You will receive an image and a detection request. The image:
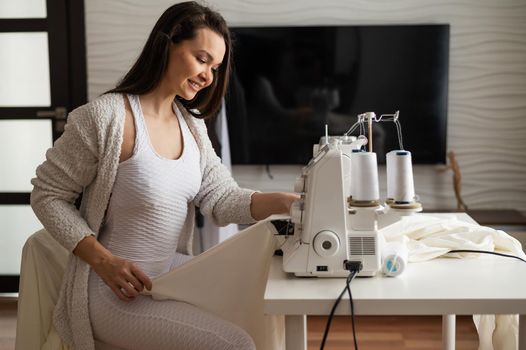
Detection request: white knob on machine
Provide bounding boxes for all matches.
[313,230,340,257]
[294,176,305,193]
[290,200,303,224]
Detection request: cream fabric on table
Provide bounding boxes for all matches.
[380,214,526,350]
[145,220,285,350]
[16,222,284,350]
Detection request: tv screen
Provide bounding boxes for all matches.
[226,25,450,165]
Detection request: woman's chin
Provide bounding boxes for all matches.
[176,92,197,101]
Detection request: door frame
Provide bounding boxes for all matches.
[0,0,87,293]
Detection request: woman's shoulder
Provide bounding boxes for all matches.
[67,93,126,131]
[71,93,125,120]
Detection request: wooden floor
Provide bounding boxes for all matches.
[0,300,16,350]
[308,315,478,350]
[1,298,478,350]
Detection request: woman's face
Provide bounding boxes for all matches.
[165,27,226,100]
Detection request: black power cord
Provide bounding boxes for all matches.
[448,249,526,263]
[345,274,359,350]
[320,261,363,350]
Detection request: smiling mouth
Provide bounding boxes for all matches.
[188,80,202,91]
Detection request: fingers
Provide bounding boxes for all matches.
[109,284,135,302]
[119,279,140,298]
[131,265,153,291]
[124,272,144,293]
[93,255,153,301]
[115,263,151,300]
[116,263,145,299]
[105,262,144,301]
[108,275,139,301]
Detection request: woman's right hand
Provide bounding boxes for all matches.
[73,235,152,302]
[92,254,153,302]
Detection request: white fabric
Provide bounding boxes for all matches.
[16,222,284,350]
[145,221,285,350]
[16,229,116,350]
[15,229,69,350]
[380,214,526,262]
[380,214,526,350]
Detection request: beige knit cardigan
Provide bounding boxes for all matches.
[30,93,256,350]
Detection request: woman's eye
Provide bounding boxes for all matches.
[197,57,206,64]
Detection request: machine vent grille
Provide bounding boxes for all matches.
[348,236,376,256]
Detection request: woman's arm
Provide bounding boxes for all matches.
[191,117,255,225]
[190,114,299,224]
[30,108,99,251]
[250,192,299,221]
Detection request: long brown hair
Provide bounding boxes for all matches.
[106,1,232,119]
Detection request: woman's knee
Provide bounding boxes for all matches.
[222,325,255,350]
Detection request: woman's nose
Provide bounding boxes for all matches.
[199,69,213,86]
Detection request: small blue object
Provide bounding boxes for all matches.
[396,151,408,156]
[386,260,398,273]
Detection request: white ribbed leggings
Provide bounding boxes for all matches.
[88,270,255,350]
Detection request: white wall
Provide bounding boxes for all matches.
[85,0,526,212]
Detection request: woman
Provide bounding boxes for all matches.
[30,2,297,349]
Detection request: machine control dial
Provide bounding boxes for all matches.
[313,230,340,257]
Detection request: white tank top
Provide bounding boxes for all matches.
[97,94,202,278]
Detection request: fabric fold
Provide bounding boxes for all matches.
[146,221,285,350]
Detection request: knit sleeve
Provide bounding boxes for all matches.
[192,119,257,227]
[30,107,99,252]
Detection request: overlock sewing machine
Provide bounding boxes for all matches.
[281,111,422,277]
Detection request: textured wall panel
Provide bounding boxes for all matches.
[85,0,526,212]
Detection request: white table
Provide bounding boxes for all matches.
[264,214,526,350]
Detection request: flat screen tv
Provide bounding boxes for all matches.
[225,24,450,165]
